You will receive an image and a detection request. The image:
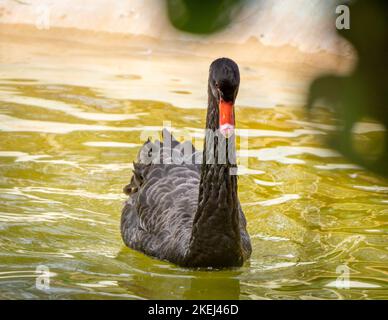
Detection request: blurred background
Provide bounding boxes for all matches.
[1,0,355,107]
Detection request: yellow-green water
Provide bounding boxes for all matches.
[0,78,387,300]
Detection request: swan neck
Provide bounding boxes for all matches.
[183,88,242,267]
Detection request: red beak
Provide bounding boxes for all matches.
[219,98,235,138]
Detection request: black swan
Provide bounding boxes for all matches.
[121,58,252,268]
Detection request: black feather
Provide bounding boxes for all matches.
[121,58,251,268]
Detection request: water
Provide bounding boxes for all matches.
[0,42,387,299]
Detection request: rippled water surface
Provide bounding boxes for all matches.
[0,70,387,299]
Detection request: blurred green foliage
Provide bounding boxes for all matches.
[307,0,388,177]
[166,0,248,34]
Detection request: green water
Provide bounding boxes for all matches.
[0,79,387,300]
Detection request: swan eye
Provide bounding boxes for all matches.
[215,82,219,89]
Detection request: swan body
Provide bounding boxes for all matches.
[121,58,251,268]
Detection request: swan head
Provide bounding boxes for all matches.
[209,58,240,138]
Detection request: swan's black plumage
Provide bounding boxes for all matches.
[121,58,251,268]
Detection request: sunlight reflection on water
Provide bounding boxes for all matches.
[0,65,387,299]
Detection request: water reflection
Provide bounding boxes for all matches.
[0,79,387,300]
[115,248,242,300]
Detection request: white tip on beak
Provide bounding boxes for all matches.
[220,123,235,138]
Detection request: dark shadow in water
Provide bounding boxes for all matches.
[115,247,241,299]
[182,275,241,300]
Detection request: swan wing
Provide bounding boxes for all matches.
[121,130,201,263]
